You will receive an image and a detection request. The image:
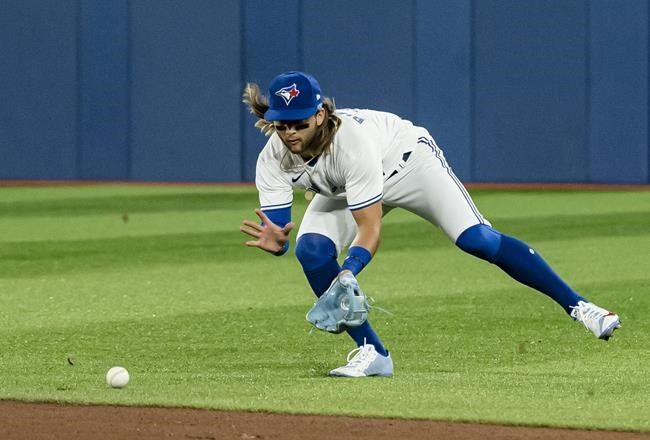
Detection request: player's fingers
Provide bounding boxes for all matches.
[241,219,263,231]
[254,208,274,225]
[239,225,261,238]
[282,222,295,234]
[244,240,260,247]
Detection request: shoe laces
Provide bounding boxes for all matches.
[345,343,377,370]
[570,301,609,325]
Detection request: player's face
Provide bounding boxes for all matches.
[274,109,325,157]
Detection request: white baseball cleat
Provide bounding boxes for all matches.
[570,301,621,340]
[329,343,393,377]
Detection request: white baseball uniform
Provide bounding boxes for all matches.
[255,108,490,254]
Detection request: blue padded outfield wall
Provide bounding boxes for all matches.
[1,0,648,183]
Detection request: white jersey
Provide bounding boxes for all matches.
[255,108,429,212]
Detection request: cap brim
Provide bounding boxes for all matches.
[264,106,318,122]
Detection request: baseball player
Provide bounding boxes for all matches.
[239,71,621,378]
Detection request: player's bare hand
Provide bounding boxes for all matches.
[240,208,295,254]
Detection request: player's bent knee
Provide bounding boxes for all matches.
[295,233,338,271]
[455,224,502,263]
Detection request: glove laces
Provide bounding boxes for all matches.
[367,296,394,316]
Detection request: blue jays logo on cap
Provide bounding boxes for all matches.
[275,83,301,106]
[264,71,323,121]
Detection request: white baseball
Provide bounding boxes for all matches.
[106,366,130,388]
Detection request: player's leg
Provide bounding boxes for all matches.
[454,224,620,339]
[295,195,390,357]
[385,135,620,339]
[455,224,587,313]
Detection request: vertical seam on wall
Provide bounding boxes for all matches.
[125,0,133,180]
[75,0,82,179]
[412,0,418,122]
[297,0,303,69]
[469,0,476,182]
[584,0,591,183]
[239,0,247,182]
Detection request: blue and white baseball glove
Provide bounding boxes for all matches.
[306,270,370,333]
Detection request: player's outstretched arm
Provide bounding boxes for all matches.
[240,208,295,254]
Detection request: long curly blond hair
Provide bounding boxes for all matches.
[242,82,341,160]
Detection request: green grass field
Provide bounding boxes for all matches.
[0,185,648,431]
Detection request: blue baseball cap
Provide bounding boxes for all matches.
[264,71,323,121]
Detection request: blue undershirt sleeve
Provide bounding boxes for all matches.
[261,206,291,256]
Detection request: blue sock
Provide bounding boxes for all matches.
[493,234,585,313]
[344,322,387,354]
[295,233,389,355]
[456,225,585,314]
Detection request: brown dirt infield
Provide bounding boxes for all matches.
[1,401,648,440]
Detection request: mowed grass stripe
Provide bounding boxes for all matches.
[1,209,648,278]
[0,192,252,218]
